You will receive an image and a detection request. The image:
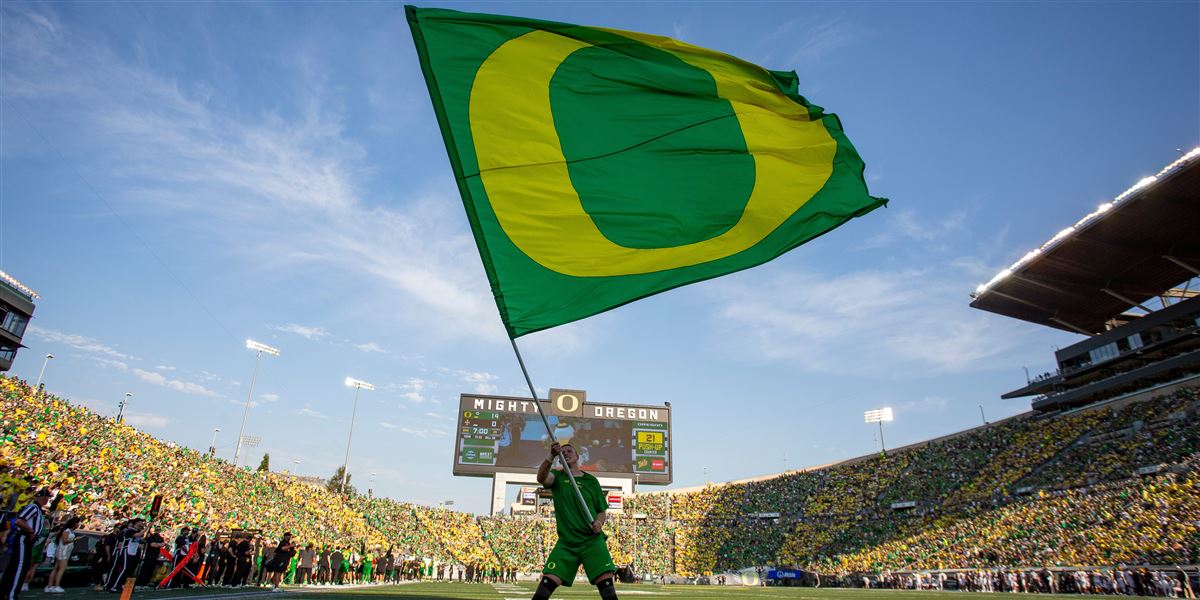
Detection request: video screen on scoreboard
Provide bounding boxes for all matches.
[452,392,671,484]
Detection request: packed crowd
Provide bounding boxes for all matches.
[650,386,1199,578]
[3,374,1199,592]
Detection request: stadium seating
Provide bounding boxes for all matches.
[2,374,1197,579]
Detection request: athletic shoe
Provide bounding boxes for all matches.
[21,584,28,592]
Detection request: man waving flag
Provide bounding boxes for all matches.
[407,6,886,338]
[408,8,886,598]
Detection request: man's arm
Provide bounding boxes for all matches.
[536,443,561,487]
[590,509,607,534]
[12,517,32,536]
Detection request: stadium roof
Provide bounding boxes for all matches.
[970,148,1200,335]
[0,269,39,302]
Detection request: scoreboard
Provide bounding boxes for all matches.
[452,389,672,484]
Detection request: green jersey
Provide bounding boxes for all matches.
[546,468,607,545]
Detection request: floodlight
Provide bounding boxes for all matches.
[245,339,281,356]
[864,407,894,423]
[341,376,375,490]
[0,269,40,299]
[344,377,375,390]
[235,340,279,465]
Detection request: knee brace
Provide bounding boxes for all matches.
[597,576,618,600]
[532,575,559,600]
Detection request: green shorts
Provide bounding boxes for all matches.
[542,535,615,587]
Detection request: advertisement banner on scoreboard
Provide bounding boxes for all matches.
[452,392,672,484]
[607,491,624,511]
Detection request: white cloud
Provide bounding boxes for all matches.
[243,392,281,409]
[93,357,130,371]
[124,413,169,428]
[130,367,220,397]
[394,425,448,439]
[785,19,856,65]
[27,325,130,360]
[1,9,501,342]
[271,324,329,340]
[298,405,328,419]
[899,396,949,413]
[387,377,434,404]
[519,320,597,360]
[457,371,498,395]
[354,342,385,353]
[671,21,690,41]
[862,209,969,250]
[711,267,1032,374]
[154,365,176,371]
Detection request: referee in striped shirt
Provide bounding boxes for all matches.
[1,488,50,600]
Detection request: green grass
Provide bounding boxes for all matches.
[20,583,1101,600]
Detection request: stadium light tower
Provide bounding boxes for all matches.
[210,428,221,456]
[117,392,132,423]
[235,339,280,466]
[341,377,375,491]
[864,407,894,454]
[33,353,54,395]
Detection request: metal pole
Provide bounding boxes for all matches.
[508,337,595,523]
[234,350,263,465]
[633,473,640,573]
[210,428,220,455]
[878,420,886,454]
[979,404,987,426]
[117,393,131,423]
[341,386,361,491]
[33,354,52,394]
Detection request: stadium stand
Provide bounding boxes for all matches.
[2,373,1197,585]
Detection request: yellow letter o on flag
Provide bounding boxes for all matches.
[469,29,837,278]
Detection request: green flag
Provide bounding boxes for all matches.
[407,6,886,337]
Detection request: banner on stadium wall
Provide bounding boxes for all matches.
[768,569,802,580]
[607,491,623,511]
[520,487,538,506]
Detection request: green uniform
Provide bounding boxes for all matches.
[542,468,615,586]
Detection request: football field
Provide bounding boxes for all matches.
[32,583,1093,600]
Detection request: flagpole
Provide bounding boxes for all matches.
[508,336,595,524]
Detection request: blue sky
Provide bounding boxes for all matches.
[1,1,1196,514]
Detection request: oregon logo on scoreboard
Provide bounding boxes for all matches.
[548,388,585,417]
